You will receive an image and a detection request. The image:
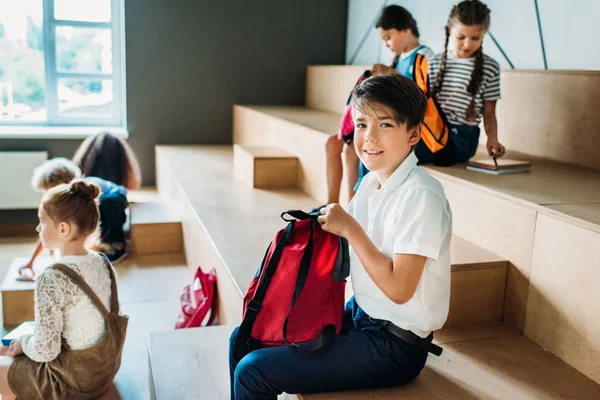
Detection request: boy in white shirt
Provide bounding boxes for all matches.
[229,74,452,399]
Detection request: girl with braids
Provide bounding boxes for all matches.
[417,0,506,164]
[326,5,434,204]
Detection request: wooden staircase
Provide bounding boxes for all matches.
[145,66,600,399]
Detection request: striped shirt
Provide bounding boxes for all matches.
[428,53,501,126]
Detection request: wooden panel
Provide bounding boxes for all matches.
[233,145,255,189]
[346,236,507,327]
[427,148,600,206]
[543,203,600,233]
[446,267,507,326]
[156,148,243,325]
[1,256,55,326]
[254,158,299,189]
[430,174,538,331]
[301,336,600,400]
[130,222,183,255]
[236,145,298,159]
[306,65,369,114]
[233,145,299,189]
[234,106,339,203]
[148,326,230,400]
[450,235,507,270]
[130,202,181,225]
[525,214,600,384]
[127,187,160,203]
[130,202,183,255]
[488,70,600,170]
[434,322,520,345]
[0,223,37,238]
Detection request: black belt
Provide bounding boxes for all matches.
[372,318,443,357]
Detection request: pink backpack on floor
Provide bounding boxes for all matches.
[175,266,218,329]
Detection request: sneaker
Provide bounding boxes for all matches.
[103,245,128,265]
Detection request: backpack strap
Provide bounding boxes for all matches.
[413,53,429,95]
[51,262,109,321]
[50,253,119,320]
[281,216,339,357]
[282,218,317,346]
[233,221,295,362]
[333,237,350,282]
[98,252,120,314]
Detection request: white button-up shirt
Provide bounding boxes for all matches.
[347,152,452,337]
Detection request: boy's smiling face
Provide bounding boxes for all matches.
[352,102,421,184]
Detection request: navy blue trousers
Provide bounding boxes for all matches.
[229,296,428,400]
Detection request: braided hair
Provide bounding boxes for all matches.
[433,0,491,121]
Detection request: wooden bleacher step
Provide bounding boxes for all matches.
[233,144,299,189]
[130,201,183,255]
[343,235,508,326]
[233,105,339,203]
[447,236,507,326]
[147,323,600,400]
[147,325,230,400]
[1,256,55,327]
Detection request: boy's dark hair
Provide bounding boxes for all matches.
[351,74,427,130]
[376,5,420,38]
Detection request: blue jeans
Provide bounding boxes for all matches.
[229,297,428,400]
[415,124,481,165]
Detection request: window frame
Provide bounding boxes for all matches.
[0,0,126,131]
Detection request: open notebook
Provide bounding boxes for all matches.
[467,159,532,175]
[2,321,35,346]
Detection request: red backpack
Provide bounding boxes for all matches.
[233,210,350,362]
[175,266,218,329]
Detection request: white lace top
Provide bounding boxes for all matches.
[22,252,113,363]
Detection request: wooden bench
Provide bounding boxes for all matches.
[145,146,600,398]
[148,323,600,400]
[129,201,183,255]
[233,145,299,189]
[146,67,600,399]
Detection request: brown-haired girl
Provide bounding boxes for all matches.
[416,0,506,163]
[73,132,142,190]
[0,179,127,399]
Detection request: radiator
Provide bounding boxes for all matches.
[0,151,48,210]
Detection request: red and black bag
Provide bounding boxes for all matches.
[233,209,350,362]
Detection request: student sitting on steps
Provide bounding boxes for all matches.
[326,5,435,204]
[417,0,506,164]
[229,74,452,399]
[0,179,127,399]
[19,158,130,281]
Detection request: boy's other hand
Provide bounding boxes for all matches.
[487,138,506,158]
[371,64,399,76]
[317,204,356,238]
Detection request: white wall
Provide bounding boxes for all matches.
[346,0,600,70]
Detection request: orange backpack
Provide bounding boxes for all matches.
[413,54,450,153]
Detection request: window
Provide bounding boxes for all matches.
[0,0,125,130]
